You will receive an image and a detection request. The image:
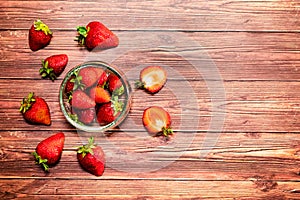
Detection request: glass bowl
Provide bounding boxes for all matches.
[59,61,132,132]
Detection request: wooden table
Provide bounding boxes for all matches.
[1,0,300,199]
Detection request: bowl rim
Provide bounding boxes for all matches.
[59,60,132,132]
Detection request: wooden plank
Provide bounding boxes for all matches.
[1,30,300,80]
[0,79,300,132]
[0,179,300,199]
[0,0,300,31]
[0,131,300,181]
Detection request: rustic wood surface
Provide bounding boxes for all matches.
[1,0,300,199]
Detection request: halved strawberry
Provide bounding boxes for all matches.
[89,86,111,104]
[142,106,173,137]
[71,90,96,109]
[136,66,167,94]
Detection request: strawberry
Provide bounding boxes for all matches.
[89,86,111,104]
[29,19,52,51]
[77,137,105,176]
[65,70,84,94]
[39,54,68,81]
[78,67,99,88]
[93,68,108,87]
[96,98,123,126]
[76,21,119,50]
[142,106,173,137]
[32,132,65,171]
[135,66,167,94]
[71,90,96,109]
[74,108,96,125]
[20,92,51,126]
[107,73,124,95]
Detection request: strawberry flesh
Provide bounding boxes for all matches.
[142,106,172,137]
[138,66,167,94]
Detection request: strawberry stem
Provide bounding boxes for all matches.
[39,60,57,81]
[32,151,49,171]
[162,127,173,138]
[135,81,145,90]
[77,137,96,158]
[20,92,36,113]
[75,26,90,45]
[34,19,52,35]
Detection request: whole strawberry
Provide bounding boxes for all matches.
[77,137,105,176]
[96,96,123,126]
[33,132,65,171]
[29,19,52,51]
[76,21,119,50]
[20,92,51,125]
[40,54,68,81]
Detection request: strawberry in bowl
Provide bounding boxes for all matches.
[59,61,131,132]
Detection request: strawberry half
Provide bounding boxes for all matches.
[40,54,68,81]
[89,86,111,104]
[142,106,173,137]
[29,19,52,51]
[136,66,167,94]
[32,132,65,171]
[76,21,119,50]
[77,137,105,176]
[20,92,51,126]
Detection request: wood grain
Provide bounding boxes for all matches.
[1,0,300,199]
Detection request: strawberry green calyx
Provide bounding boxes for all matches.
[161,127,173,138]
[112,85,124,96]
[32,151,49,171]
[70,70,85,91]
[76,26,90,45]
[135,81,145,90]
[20,92,36,113]
[111,95,124,116]
[77,137,96,158]
[34,20,52,35]
[39,60,56,81]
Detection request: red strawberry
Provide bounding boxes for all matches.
[142,106,173,137]
[136,66,167,94]
[20,92,51,126]
[96,99,123,126]
[107,73,123,94]
[78,67,98,88]
[65,70,84,94]
[76,21,119,50]
[71,90,96,109]
[75,108,96,125]
[40,54,68,81]
[89,86,111,104]
[29,19,52,51]
[77,137,105,176]
[32,132,65,171]
[93,68,108,87]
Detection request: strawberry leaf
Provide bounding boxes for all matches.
[39,60,57,81]
[32,151,49,171]
[75,26,90,46]
[77,137,96,158]
[34,19,52,35]
[20,92,36,113]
